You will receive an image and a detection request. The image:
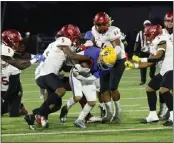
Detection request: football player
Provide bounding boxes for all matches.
[158,12,173,119]
[125,25,173,126]
[24,24,91,130]
[91,12,126,122]
[60,31,103,125]
[60,45,117,128]
[1,29,42,70]
[1,60,28,117]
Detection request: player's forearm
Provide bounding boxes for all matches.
[5,59,31,70]
[70,54,90,61]
[138,62,154,68]
[140,50,165,63]
[13,52,32,60]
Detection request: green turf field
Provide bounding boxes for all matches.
[1,65,172,142]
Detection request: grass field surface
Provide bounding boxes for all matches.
[1,65,172,142]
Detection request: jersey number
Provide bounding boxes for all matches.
[114,30,119,35]
[1,76,9,85]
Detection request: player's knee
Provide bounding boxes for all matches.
[87,101,96,107]
[101,91,111,102]
[55,88,66,97]
[73,96,82,102]
[146,85,155,92]
[159,87,170,94]
[111,89,120,101]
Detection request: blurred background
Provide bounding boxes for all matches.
[1,1,172,56]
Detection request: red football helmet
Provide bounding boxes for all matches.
[93,12,112,33]
[57,24,81,43]
[144,25,163,42]
[164,12,173,21]
[164,12,173,32]
[2,29,24,51]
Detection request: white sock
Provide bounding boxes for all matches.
[113,100,121,117]
[169,111,173,121]
[78,103,92,121]
[105,101,113,113]
[149,111,158,117]
[99,102,106,110]
[67,97,76,110]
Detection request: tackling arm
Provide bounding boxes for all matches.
[1,56,32,70]
[62,46,90,61]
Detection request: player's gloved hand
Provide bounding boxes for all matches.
[124,61,135,69]
[132,55,141,63]
[33,54,46,62]
[84,40,93,47]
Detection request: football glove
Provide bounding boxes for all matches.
[124,61,135,69]
[33,54,46,62]
[132,55,141,63]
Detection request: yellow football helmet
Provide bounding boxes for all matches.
[98,46,117,70]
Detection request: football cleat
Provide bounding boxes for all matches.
[60,105,68,123]
[102,111,113,123]
[140,119,159,124]
[158,104,169,120]
[41,116,49,128]
[140,113,159,124]
[110,116,120,123]
[24,114,35,130]
[35,114,41,125]
[29,125,35,130]
[86,116,102,124]
[102,104,113,123]
[74,119,87,129]
[163,119,173,126]
[158,103,168,120]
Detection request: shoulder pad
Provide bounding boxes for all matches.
[107,26,121,41]
[55,37,72,47]
[1,44,14,57]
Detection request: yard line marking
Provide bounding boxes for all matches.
[22,97,146,101]
[50,109,148,115]
[23,88,145,93]
[22,80,139,86]
[1,127,171,137]
[140,107,149,109]
[21,76,142,79]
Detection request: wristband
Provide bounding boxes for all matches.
[31,54,35,59]
[30,59,37,64]
[134,63,139,68]
[141,58,148,63]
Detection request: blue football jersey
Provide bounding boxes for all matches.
[83,46,103,78]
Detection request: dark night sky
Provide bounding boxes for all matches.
[1,1,173,36]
